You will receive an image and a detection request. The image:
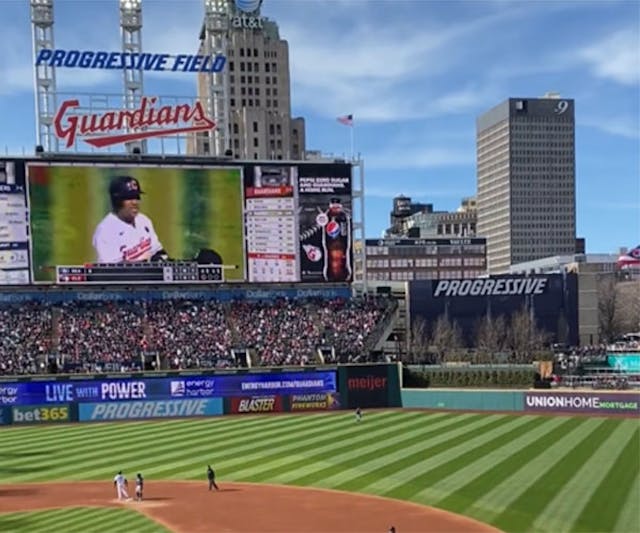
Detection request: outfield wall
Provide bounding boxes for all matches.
[0,363,401,426]
[401,389,640,417]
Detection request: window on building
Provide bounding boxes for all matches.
[230,98,236,107]
[249,99,253,106]
[255,99,260,106]
[248,87,252,95]
[276,124,282,134]
[253,121,258,133]
[240,62,245,72]
[241,87,246,95]
[273,100,278,108]
[234,139,239,149]
[265,77,270,84]
[255,88,260,95]
[269,124,274,135]
[270,140,275,150]
[293,144,299,153]
[230,61,235,71]
[253,48,258,56]
[266,100,271,107]
[203,141,210,153]
[247,63,252,72]
[277,139,282,149]
[253,138,258,147]
[266,88,271,96]
[293,128,298,136]
[265,63,270,72]
[233,123,239,134]
[273,88,278,96]
[254,62,259,71]
[271,62,277,72]
[240,48,245,57]
[230,75,235,83]
[272,76,276,83]
[241,99,246,106]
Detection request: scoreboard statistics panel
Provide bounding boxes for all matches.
[56,262,223,284]
[0,160,30,285]
[0,158,354,287]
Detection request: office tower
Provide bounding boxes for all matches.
[477,93,576,273]
[192,0,305,159]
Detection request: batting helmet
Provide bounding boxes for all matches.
[109,176,143,210]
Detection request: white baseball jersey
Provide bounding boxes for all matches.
[114,473,126,486]
[92,212,163,263]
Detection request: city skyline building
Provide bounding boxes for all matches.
[190,0,306,160]
[476,93,577,274]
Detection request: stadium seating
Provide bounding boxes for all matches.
[0,297,393,375]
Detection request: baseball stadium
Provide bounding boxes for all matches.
[2,1,640,533]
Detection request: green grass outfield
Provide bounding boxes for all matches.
[1,410,638,533]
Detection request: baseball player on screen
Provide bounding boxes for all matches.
[92,176,170,263]
[113,470,130,500]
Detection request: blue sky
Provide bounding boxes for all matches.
[0,0,638,252]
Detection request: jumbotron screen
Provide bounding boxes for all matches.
[0,158,353,285]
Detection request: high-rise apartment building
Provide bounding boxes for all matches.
[476,93,576,273]
[191,0,305,160]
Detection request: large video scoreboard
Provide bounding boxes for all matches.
[0,157,353,286]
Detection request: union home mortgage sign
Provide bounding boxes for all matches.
[35,48,226,148]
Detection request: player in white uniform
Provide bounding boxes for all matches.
[92,176,168,264]
[113,471,130,500]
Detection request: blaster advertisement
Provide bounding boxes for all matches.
[78,398,223,421]
[524,392,640,416]
[289,393,341,411]
[298,168,353,283]
[229,395,284,414]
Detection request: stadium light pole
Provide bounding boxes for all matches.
[119,0,146,154]
[30,0,58,152]
[203,0,230,157]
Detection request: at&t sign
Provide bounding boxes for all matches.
[231,0,265,30]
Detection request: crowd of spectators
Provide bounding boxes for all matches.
[0,297,394,375]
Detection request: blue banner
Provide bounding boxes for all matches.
[0,287,351,304]
[0,371,337,406]
[79,398,223,421]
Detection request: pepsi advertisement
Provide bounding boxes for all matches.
[241,162,352,284]
[0,371,337,406]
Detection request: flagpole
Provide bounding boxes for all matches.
[349,122,354,161]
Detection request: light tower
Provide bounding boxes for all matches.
[203,0,230,156]
[30,0,58,152]
[119,0,146,154]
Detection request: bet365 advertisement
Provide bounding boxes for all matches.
[27,163,246,283]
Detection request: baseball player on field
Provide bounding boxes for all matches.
[135,473,144,501]
[113,471,130,500]
[92,176,169,264]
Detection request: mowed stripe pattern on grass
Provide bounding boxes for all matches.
[0,411,638,533]
[0,507,169,533]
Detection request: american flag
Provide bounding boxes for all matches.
[336,114,353,127]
